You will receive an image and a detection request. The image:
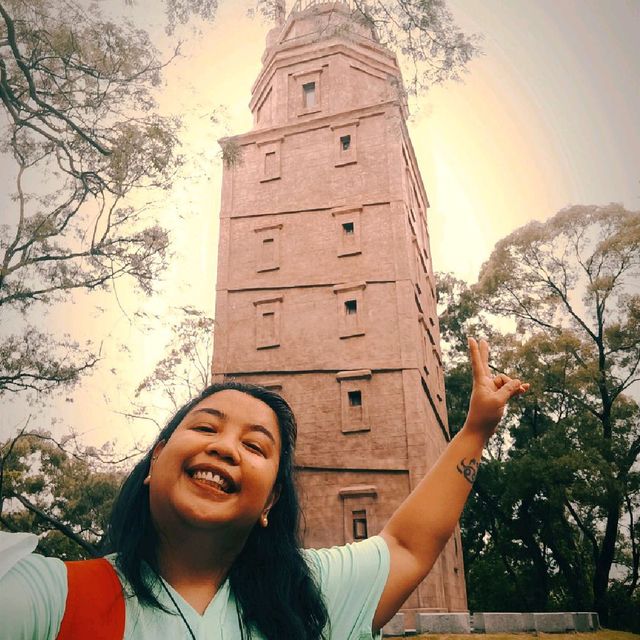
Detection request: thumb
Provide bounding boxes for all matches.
[496,378,522,404]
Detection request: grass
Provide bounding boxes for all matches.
[412,633,640,640]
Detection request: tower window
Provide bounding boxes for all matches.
[255,224,282,272]
[254,296,282,349]
[340,135,351,151]
[352,510,368,540]
[262,311,275,334]
[342,221,354,235]
[334,282,366,339]
[264,151,276,175]
[348,390,362,406]
[259,140,281,182]
[262,237,275,261]
[303,82,316,108]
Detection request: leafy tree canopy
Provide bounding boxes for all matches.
[441,204,640,628]
[0,0,184,397]
[0,429,124,559]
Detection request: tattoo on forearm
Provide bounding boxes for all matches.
[457,458,480,484]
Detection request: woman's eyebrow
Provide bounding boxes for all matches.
[191,408,277,445]
[192,408,226,420]
[246,424,277,445]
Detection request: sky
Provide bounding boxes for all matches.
[1,0,638,450]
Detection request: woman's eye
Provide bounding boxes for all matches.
[193,425,216,433]
[244,442,265,456]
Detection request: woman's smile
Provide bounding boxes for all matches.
[188,464,238,493]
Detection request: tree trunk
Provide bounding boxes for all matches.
[593,499,621,625]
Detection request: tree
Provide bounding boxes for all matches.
[0,428,124,559]
[447,204,640,625]
[132,307,214,418]
[0,0,185,398]
[352,0,481,94]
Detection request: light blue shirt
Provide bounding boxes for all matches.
[0,532,390,640]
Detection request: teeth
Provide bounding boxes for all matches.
[192,470,231,492]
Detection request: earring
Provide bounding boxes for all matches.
[260,513,269,528]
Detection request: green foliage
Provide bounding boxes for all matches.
[0,431,124,559]
[440,205,640,626]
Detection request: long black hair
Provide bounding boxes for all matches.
[103,381,329,639]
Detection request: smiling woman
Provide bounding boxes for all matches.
[105,382,331,640]
[0,340,529,640]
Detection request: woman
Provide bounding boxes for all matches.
[0,338,528,639]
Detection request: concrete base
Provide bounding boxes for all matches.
[382,613,405,637]
[417,612,471,633]
[534,612,575,632]
[573,612,595,632]
[473,612,534,632]
[382,610,599,635]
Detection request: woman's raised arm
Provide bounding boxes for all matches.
[374,337,529,631]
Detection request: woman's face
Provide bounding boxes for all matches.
[148,390,282,535]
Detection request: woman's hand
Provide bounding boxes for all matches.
[465,337,529,441]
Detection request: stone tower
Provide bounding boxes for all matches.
[212,0,467,621]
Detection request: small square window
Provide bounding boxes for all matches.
[333,125,357,166]
[352,510,368,540]
[303,82,316,108]
[342,222,354,235]
[348,390,362,406]
[345,300,357,315]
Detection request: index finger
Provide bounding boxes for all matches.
[467,337,484,382]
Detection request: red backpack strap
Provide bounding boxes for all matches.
[57,558,125,640]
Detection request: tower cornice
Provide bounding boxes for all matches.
[250,39,402,115]
[220,100,396,147]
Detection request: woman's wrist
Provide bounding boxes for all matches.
[458,419,494,447]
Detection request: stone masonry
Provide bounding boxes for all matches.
[211,0,467,618]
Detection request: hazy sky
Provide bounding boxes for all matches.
[1,0,638,448]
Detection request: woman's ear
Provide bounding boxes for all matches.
[143,440,166,486]
[266,483,281,512]
[151,440,166,460]
[260,484,281,528]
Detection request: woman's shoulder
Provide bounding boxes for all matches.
[0,532,68,640]
[302,535,389,574]
[301,536,390,640]
[0,531,66,580]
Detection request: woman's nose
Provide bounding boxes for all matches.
[204,433,241,464]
